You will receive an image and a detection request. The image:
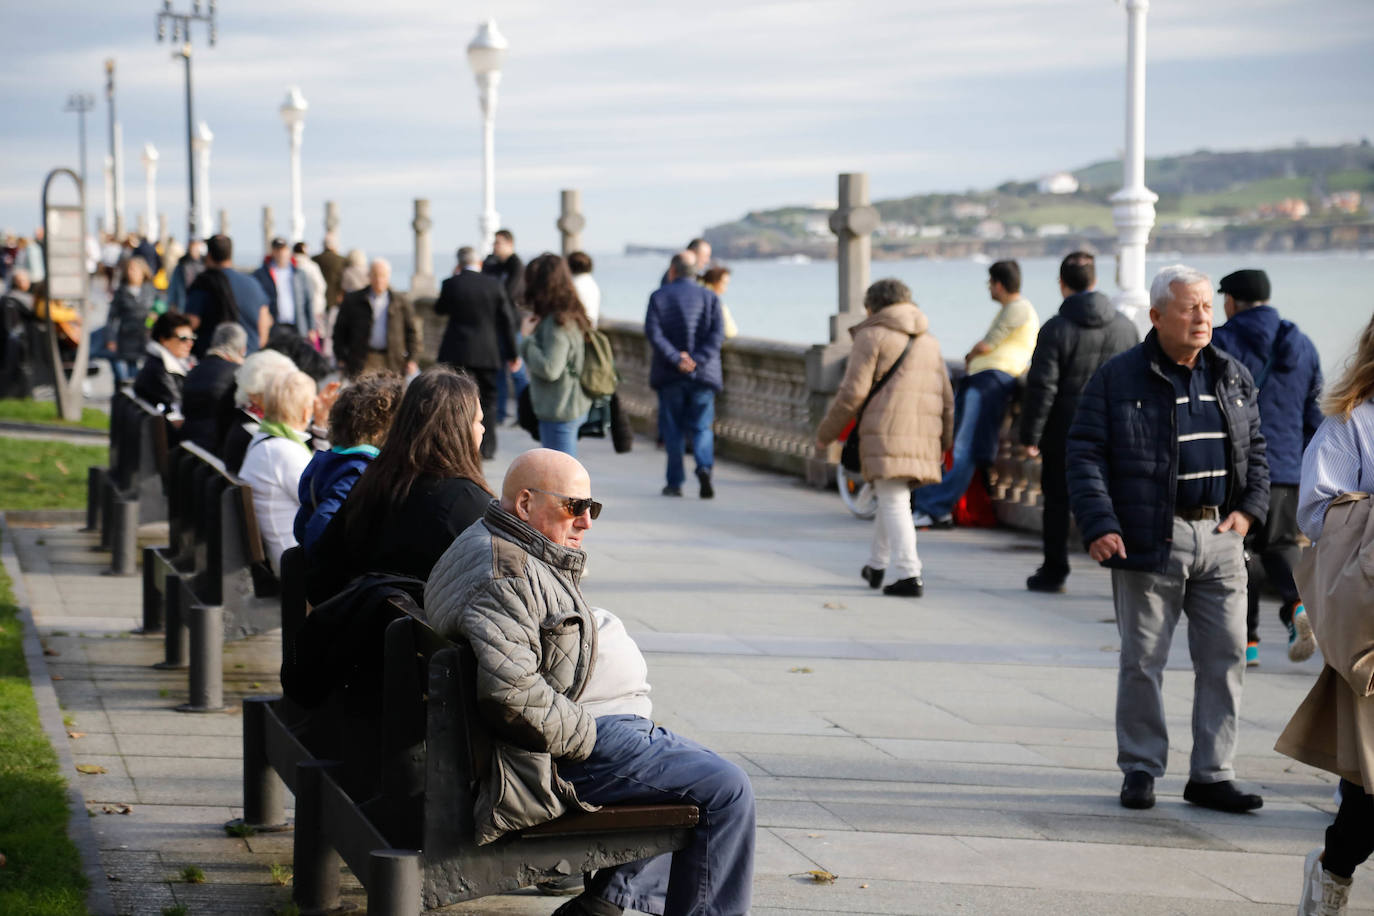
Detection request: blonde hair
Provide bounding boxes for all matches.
[1322,312,1374,419]
[263,370,317,427]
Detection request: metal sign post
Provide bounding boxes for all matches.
[41,168,92,422]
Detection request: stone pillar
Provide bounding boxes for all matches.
[158,212,170,250]
[217,208,229,236]
[410,199,436,297]
[1110,0,1157,331]
[261,206,274,259]
[804,172,879,487]
[557,189,585,257]
[324,200,340,236]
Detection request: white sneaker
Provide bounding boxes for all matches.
[1299,848,1352,915]
[911,511,953,529]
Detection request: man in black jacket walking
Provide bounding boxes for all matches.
[1019,252,1137,593]
[1068,263,1269,815]
[435,246,520,458]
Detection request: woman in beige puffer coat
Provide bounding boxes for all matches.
[816,278,954,597]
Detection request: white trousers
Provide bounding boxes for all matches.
[868,477,921,581]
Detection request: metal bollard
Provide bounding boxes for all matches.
[293,760,343,913]
[98,480,115,551]
[139,549,164,633]
[154,575,189,669]
[179,603,224,712]
[239,696,288,830]
[107,497,139,576]
[367,850,423,916]
[84,467,106,531]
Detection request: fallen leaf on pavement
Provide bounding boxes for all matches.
[44,648,60,656]
[75,764,107,775]
[67,731,85,739]
[822,602,846,610]
[51,674,64,681]
[805,869,837,884]
[788,666,813,674]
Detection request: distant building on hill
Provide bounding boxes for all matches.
[1037,172,1080,195]
[951,201,990,220]
[1258,198,1311,220]
[1324,190,1363,214]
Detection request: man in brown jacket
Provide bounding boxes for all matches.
[331,258,421,378]
[816,278,954,597]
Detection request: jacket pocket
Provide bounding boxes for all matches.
[474,742,597,845]
[539,620,581,688]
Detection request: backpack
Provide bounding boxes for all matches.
[580,327,619,398]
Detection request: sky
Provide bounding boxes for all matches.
[1,0,1372,269]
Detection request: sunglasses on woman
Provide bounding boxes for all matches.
[527,487,602,520]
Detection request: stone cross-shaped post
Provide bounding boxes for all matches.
[557,189,585,257]
[324,200,340,236]
[827,172,879,342]
[411,198,436,297]
[261,206,274,259]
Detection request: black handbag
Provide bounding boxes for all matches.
[840,335,915,474]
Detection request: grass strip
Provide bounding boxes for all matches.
[0,549,88,914]
[0,400,108,432]
[0,438,109,511]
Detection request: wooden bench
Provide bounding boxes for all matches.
[143,441,283,711]
[242,612,698,914]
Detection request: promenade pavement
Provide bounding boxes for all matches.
[6,427,1369,915]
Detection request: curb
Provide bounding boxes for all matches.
[0,514,117,916]
[5,509,88,526]
[0,419,107,439]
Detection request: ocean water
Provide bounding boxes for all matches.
[581,251,1374,378]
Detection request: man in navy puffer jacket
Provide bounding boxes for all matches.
[1068,265,1269,816]
[1210,269,1323,666]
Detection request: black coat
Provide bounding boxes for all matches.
[1018,291,1138,456]
[132,350,185,411]
[181,355,239,453]
[109,284,153,362]
[434,270,517,370]
[305,475,491,606]
[1066,330,1269,574]
[481,252,524,307]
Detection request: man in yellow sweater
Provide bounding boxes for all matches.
[912,260,1039,526]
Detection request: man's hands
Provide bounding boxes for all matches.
[405,360,419,377]
[507,358,523,374]
[1023,444,1040,458]
[1089,532,1127,563]
[677,351,696,374]
[1216,511,1252,538]
[313,380,342,426]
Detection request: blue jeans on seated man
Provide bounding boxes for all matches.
[910,368,1016,519]
[659,380,715,489]
[539,413,588,458]
[559,715,755,916]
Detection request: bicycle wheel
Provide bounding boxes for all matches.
[836,465,877,519]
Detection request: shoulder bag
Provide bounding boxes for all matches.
[840,334,915,474]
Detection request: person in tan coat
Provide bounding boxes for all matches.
[816,278,954,597]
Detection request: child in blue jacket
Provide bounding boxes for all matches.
[295,372,404,553]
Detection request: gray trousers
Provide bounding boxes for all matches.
[1111,517,1248,783]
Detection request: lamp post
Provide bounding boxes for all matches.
[156,0,216,245]
[192,121,212,237]
[280,86,308,244]
[64,93,95,196]
[141,143,160,241]
[1110,0,1158,327]
[105,59,126,237]
[467,19,508,255]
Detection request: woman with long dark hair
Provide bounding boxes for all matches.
[521,253,592,456]
[305,365,491,604]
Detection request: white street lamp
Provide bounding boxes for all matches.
[1110,0,1158,329]
[192,120,213,239]
[141,142,160,242]
[467,19,508,255]
[102,154,115,235]
[280,86,308,244]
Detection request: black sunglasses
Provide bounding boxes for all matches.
[528,487,602,520]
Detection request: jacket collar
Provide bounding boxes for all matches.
[1142,328,1235,383]
[483,500,587,574]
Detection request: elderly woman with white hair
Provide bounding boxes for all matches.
[238,369,317,574]
[220,348,296,473]
[331,257,420,378]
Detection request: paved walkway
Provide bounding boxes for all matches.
[6,429,1371,914]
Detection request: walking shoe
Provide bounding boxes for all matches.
[912,511,954,529]
[1183,779,1262,813]
[1288,604,1317,663]
[552,893,624,916]
[1119,770,1155,809]
[696,467,715,499]
[661,485,683,497]
[536,874,585,896]
[1026,568,1066,593]
[1299,847,1352,915]
[883,576,924,597]
[861,565,884,589]
[1246,642,1260,667]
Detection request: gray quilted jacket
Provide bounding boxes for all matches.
[424,500,600,844]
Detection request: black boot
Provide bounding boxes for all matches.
[883,576,924,597]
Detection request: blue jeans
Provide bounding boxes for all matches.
[910,369,1015,518]
[658,381,715,489]
[496,339,530,422]
[539,413,586,457]
[560,715,755,916]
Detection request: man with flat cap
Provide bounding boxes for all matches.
[1211,268,1323,667]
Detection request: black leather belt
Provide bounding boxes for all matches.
[1176,505,1220,522]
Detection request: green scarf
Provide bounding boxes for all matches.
[256,418,312,452]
